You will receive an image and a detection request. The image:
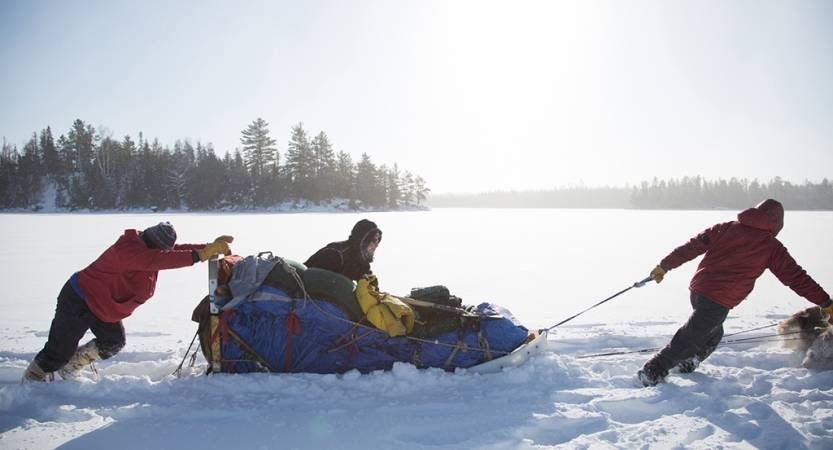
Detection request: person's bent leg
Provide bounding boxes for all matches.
[676,293,727,373]
[31,281,98,376]
[58,319,125,380]
[638,292,728,385]
[90,320,126,360]
[694,303,725,361]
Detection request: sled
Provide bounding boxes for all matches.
[192,253,542,375]
[466,329,548,374]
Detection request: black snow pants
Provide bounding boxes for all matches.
[644,291,730,378]
[34,280,126,373]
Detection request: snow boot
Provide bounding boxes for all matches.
[58,340,100,381]
[635,359,667,387]
[675,356,700,374]
[22,360,48,383]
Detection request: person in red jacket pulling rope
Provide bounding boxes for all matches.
[636,199,833,387]
[23,222,234,382]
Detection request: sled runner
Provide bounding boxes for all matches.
[191,253,544,375]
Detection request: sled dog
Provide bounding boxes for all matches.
[777,306,833,371]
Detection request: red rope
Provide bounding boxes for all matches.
[285,312,301,372]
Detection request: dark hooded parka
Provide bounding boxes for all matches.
[304,219,382,282]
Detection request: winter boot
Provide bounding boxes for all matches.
[675,356,700,374]
[22,360,48,383]
[58,340,100,380]
[635,359,668,387]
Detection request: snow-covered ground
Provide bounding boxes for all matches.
[1,209,831,449]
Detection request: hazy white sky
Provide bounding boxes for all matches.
[1,0,832,194]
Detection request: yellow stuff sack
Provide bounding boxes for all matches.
[355,275,414,337]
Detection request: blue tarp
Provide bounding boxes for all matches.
[218,284,530,374]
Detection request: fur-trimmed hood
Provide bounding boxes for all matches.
[348,219,382,260]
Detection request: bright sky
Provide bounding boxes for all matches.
[1,0,832,194]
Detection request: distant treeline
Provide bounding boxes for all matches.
[0,119,429,211]
[427,185,631,209]
[428,176,833,210]
[630,176,833,210]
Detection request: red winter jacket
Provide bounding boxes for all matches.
[76,229,203,322]
[660,205,829,309]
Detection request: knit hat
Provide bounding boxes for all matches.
[143,222,177,250]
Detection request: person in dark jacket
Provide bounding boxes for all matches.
[23,222,234,383]
[304,219,382,282]
[637,199,833,387]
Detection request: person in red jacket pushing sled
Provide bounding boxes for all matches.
[637,199,833,387]
[23,222,234,382]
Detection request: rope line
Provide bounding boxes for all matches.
[575,327,824,359]
[723,322,781,337]
[541,275,654,333]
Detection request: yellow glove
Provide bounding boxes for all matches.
[650,265,667,284]
[215,235,234,244]
[820,300,833,325]
[198,238,231,262]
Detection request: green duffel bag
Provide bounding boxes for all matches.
[408,285,461,308]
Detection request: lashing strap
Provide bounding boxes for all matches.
[208,310,248,374]
[468,318,492,362]
[443,329,468,370]
[224,327,277,373]
[285,311,301,372]
[342,343,360,373]
[323,329,374,355]
[210,310,237,347]
[326,316,367,352]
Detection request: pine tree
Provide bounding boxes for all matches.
[356,153,384,207]
[121,133,149,209]
[310,131,336,202]
[386,163,402,208]
[224,149,252,208]
[401,170,415,204]
[18,133,44,207]
[0,138,19,208]
[40,127,59,178]
[187,142,224,210]
[334,150,355,200]
[168,139,195,210]
[240,118,278,179]
[145,139,174,210]
[415,175,430,205]
[66,119,98,175]
[90,129,121,209]
[284,123,315,201]
[59,120,99,209]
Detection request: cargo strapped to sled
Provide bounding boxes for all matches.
[193,253,532,375]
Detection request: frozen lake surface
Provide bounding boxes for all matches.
[1,208,832,449]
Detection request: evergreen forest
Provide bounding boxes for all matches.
[3,119,830,212]
[0,119,430,211]
[427,176,833,210]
